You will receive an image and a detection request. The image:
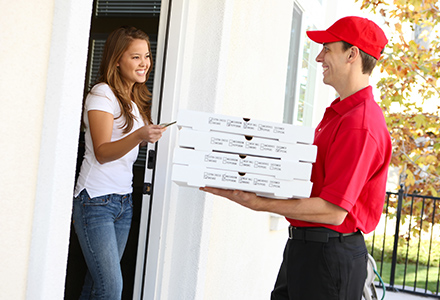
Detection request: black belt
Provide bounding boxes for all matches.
[288,226,359,243]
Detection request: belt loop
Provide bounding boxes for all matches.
[339,233,344,243]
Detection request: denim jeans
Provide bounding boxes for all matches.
[73,189,133,300]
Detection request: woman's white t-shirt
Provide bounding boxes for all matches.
[74,83,145,198]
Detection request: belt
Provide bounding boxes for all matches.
[288,226,359,243]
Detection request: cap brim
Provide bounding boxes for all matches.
[306,30,341,44]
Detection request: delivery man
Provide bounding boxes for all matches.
[201,16,392,300]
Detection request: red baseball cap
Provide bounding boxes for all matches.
[306,16,388,60]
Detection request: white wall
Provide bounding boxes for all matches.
[0,0,93,299]
[0,1,55,298]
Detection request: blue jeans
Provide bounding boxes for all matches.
[73,189,133,300]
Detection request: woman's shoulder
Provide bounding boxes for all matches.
[90,83,114,97]
[88,83,119,103]
[86,83,119,111]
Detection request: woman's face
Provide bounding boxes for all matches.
[117,39,151,88]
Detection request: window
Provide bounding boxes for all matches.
[283,4,302,125]
[284,4,318,127]
[95,0,161,17]
[296,23,318,126]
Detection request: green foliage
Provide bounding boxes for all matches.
[366,234,440,266]
[357,0,440,195]
[366,233,440,293]
[357,0,440,230]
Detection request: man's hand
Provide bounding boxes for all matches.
[199,187,348,226]
[199,187,268,211]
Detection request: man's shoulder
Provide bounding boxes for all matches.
[342,96,388,135]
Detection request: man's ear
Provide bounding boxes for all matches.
[348,46,360,62]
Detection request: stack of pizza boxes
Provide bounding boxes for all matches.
[171,110,317,199]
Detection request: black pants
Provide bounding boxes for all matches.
[271,231,367,300]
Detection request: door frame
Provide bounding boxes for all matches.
[132,0,190,298]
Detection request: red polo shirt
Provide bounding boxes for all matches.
[287,86,392,234]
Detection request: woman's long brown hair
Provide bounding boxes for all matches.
[94,26,154,133]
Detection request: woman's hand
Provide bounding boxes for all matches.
[136,124,166,144]
[89,110,167,164]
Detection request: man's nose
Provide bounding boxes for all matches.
[316,49,324,62]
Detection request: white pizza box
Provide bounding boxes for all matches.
[172,164,312,199]
[173,148,312,181]
[178,127,317,162]
[176,109,314,145]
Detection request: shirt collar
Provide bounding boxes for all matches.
[330,86,373,116]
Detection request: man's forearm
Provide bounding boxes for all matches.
[262,196,347,226]
[200,187,347,226]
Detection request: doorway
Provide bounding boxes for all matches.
[64,1,163,299]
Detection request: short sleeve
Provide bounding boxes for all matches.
[85,83,118,116]
[319,128,382,212]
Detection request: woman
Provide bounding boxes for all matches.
[73,26,166,299]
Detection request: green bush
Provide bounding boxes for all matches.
[365,234,440,293]
[365,234,440,266]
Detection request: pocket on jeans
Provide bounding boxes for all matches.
[81,190,110,206]
[79,192,113,228]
